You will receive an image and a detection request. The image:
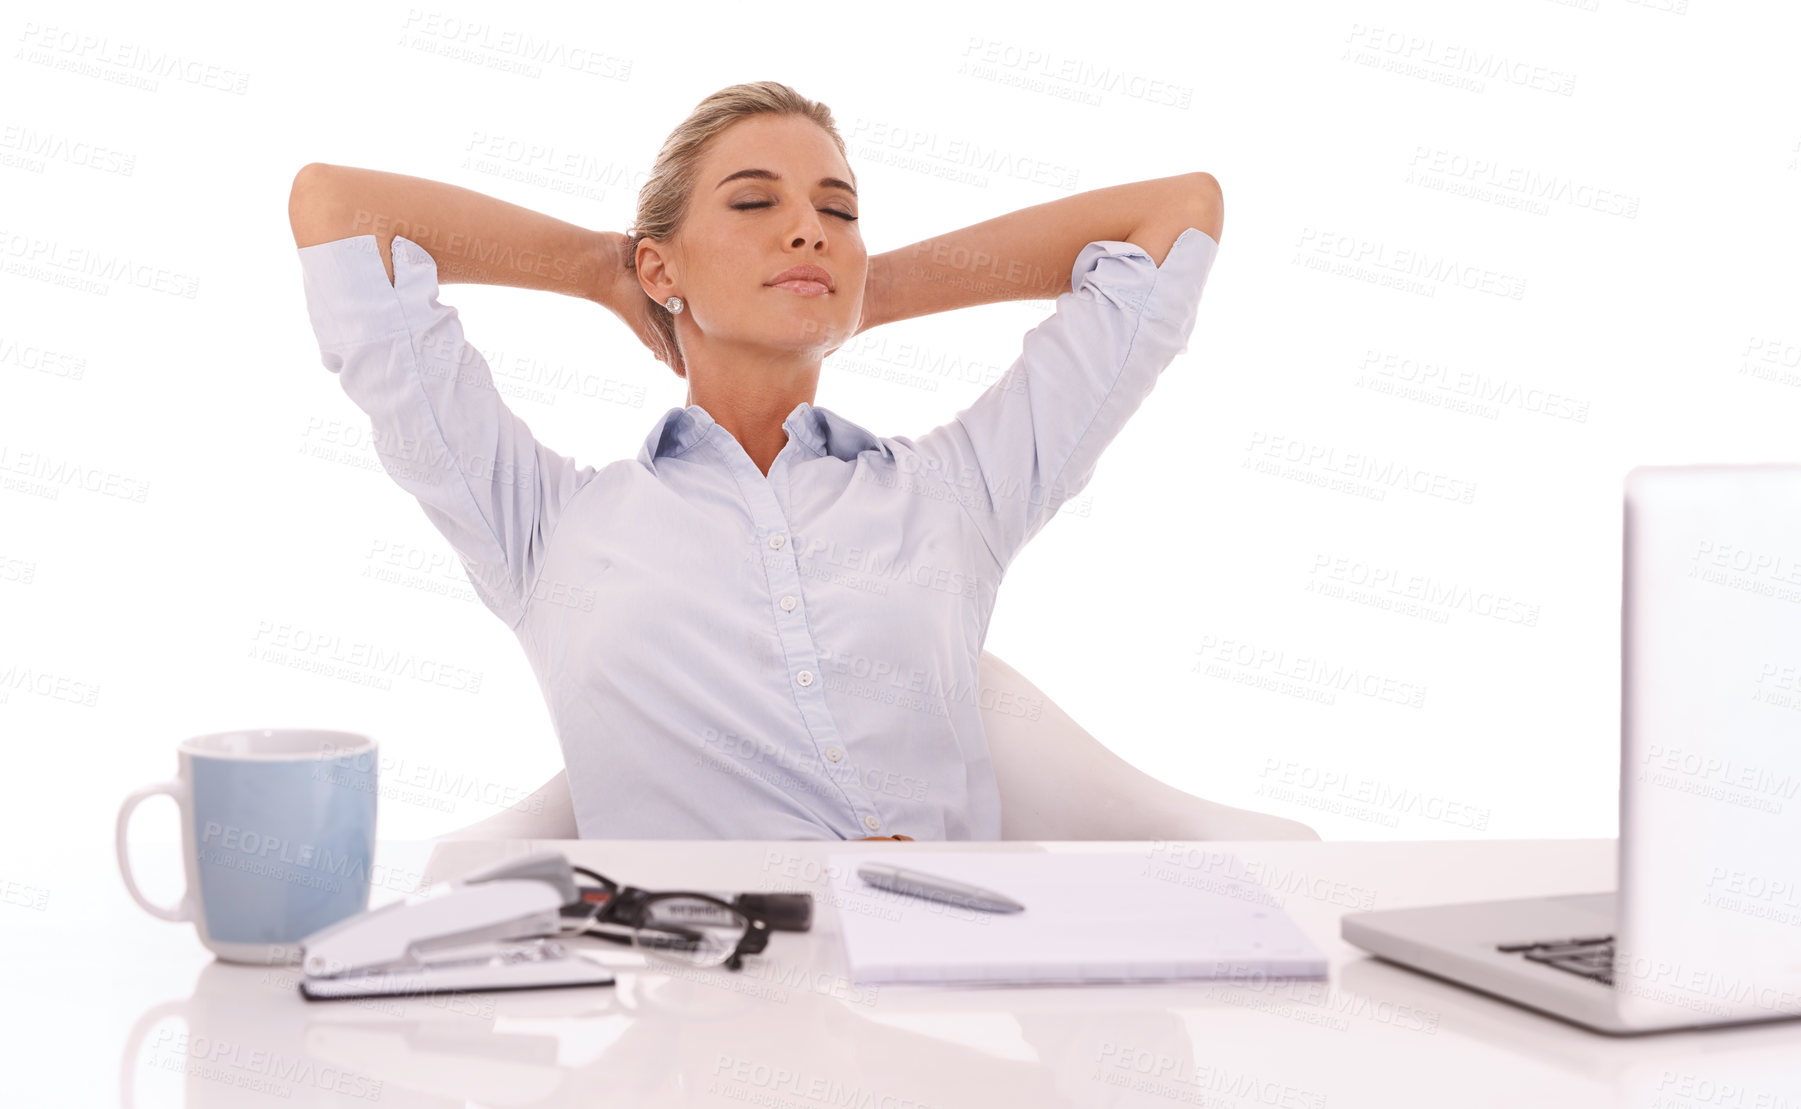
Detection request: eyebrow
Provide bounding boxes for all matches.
[714,168,857,198]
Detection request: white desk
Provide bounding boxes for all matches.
[30,838,1801,1106]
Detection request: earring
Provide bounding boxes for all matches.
[665,296,684,314]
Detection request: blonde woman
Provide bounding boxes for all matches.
[288,81,1222,842]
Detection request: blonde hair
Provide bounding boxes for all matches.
[626,82,855,378]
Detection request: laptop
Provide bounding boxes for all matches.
[1343,464,1801,1034]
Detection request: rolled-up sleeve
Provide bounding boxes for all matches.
[295,233,595,629]
[908,226,1219,572]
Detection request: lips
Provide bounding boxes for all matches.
[766,264,833,291]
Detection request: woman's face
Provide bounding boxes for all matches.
[639,114,865,372]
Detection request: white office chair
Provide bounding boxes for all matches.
[438,651,1320,842]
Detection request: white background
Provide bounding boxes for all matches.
[5,0,1800,877]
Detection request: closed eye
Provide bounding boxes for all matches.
[731,200,857,222]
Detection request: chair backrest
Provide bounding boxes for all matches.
[438,650,1319,842]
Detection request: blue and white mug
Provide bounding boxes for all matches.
[115,728,379,963]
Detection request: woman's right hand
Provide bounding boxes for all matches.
[596,230,686,379]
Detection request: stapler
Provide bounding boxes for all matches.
[298,851,615,1001]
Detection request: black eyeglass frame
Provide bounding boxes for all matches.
[568,865,771,971]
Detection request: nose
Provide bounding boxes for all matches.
[785,208,830,249]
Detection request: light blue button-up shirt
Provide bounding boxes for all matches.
[295,226,1218,839]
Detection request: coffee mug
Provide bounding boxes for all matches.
[115,728,379,963]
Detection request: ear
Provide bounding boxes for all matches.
[633,237,676,299]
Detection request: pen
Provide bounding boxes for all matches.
[856,864,1026,913]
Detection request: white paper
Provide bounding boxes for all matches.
[827,851,1327,987]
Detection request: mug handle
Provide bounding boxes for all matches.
[119,999,185,1109]
[116,780,193,922]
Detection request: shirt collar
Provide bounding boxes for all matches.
[637,400,883,470]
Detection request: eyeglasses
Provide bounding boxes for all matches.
[560,865,771,971]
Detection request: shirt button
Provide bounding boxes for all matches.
[864,815,881,832]
[768,534,786,549]
[796,670,814,687]
[780,595,797,612]
[825,747,843,762]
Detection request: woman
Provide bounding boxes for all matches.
[288,81,1223,841]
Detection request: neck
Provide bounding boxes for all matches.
[679,336,824,477]
[685,381,817,478]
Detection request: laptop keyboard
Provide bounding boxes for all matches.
[1496,935,1615,986]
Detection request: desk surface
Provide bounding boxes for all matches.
[36,837,1801,1107]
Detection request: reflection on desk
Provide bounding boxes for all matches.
[79,838,1801,1107]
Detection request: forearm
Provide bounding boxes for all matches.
[864,172,1217,329]
[287,162,613,300]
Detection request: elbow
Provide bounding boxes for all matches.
[289,162,335,207]
[288,163,344,249]
[1187,172,1224,243]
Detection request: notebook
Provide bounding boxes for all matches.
[825,850,1328,987]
